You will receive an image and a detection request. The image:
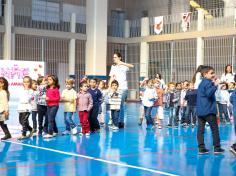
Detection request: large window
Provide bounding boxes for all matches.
[32,0,60,23]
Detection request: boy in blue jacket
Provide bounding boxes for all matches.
[196,66,224,154]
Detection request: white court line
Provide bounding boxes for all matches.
[3,140,179,176]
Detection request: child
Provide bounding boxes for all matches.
[44,75,60,138]
[230,88,236,154]
[175,82,182,123]
[164,82,179,128]
[77,82,93,136]
[138,78,148,126]
[98,80,109,126]
[152,80,164,129]
[142,79,157,130]
[180,81,189,125]
[108,80,122,130]
[216,83,231,124]
[61,79,77,135]
[31,80,38,134]
[17,76,34,140]
[0,77,11,140]
[184,82,197,127]
[88,78,102,132]
[36,76,48,136]
[196,66,224,154]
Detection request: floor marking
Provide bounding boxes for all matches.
[3,140,179,176]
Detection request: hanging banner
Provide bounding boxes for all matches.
[181,12,191,32]
[0,60,45,129]
[154,16,164,34]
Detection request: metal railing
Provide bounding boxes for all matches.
[129,19,141,37]
[14,6,86,33]
[204,7,235,30]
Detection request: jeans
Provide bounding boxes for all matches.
[47,106,59,135]
[89,105,100,132]
[19,112,32,136]
[32,111,38,130]
[64,112,76,131]
[144,106,154,126]
[79,111,90,134]
[197,114,221,149]
[167,107,177,126]
[119,89,128,124]
[37,105,48,134]
[180,107,187,124]
[111,110,120,127]
[218,103,230,123]
[185,106,197,124]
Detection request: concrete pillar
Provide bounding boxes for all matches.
[196,9,204,67]
[86,0,108,78]
[69,13,76,77]
[3,0,12,60]
[140,17,149,79]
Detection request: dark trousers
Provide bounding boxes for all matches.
[144,106,154,126]
[32,111,38,130]
[89,105,100,132]
[181,107,187,124]
[19,112,32,136]
[47,106,59,135]
[111,110,120,127]
[218,103,230,123]
[185,106,197,124]
[197,114,221,149]
[37,105,48,134]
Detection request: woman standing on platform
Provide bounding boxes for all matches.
[109,52,134,128]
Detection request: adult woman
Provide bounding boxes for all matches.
[155,73,166,89]
[192,65,205,89]
[221,65,235,83]
[109,52,134,128]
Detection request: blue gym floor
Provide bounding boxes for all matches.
[0,103,236,176]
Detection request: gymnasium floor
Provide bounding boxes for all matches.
[0,103,236,176]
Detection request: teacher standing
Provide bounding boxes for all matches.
[109,52,134,128]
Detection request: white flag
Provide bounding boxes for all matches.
[181,12,191,32]
[154,16,163,34]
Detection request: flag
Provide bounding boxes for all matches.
[181,12,191,32]
[154,16,163,34]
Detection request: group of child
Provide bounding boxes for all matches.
[139,77,199,130]
[1,64,236,155]
[139,65,236,155]
[0,75,123,141]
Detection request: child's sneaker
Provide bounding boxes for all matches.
[71,127,78,135]
[166,124,172,128]
[138,118,143,126]
[158,125,162,129]
[199,148,210,155]
[85,133,90,137]
[79,132,84,136]
[17,135,28,140]
[53,132,58,137]
[112,125,119,131]
[43,134,54,138]
[62,130,71,135]
[108,119,113,125]
[214,148,225,154]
